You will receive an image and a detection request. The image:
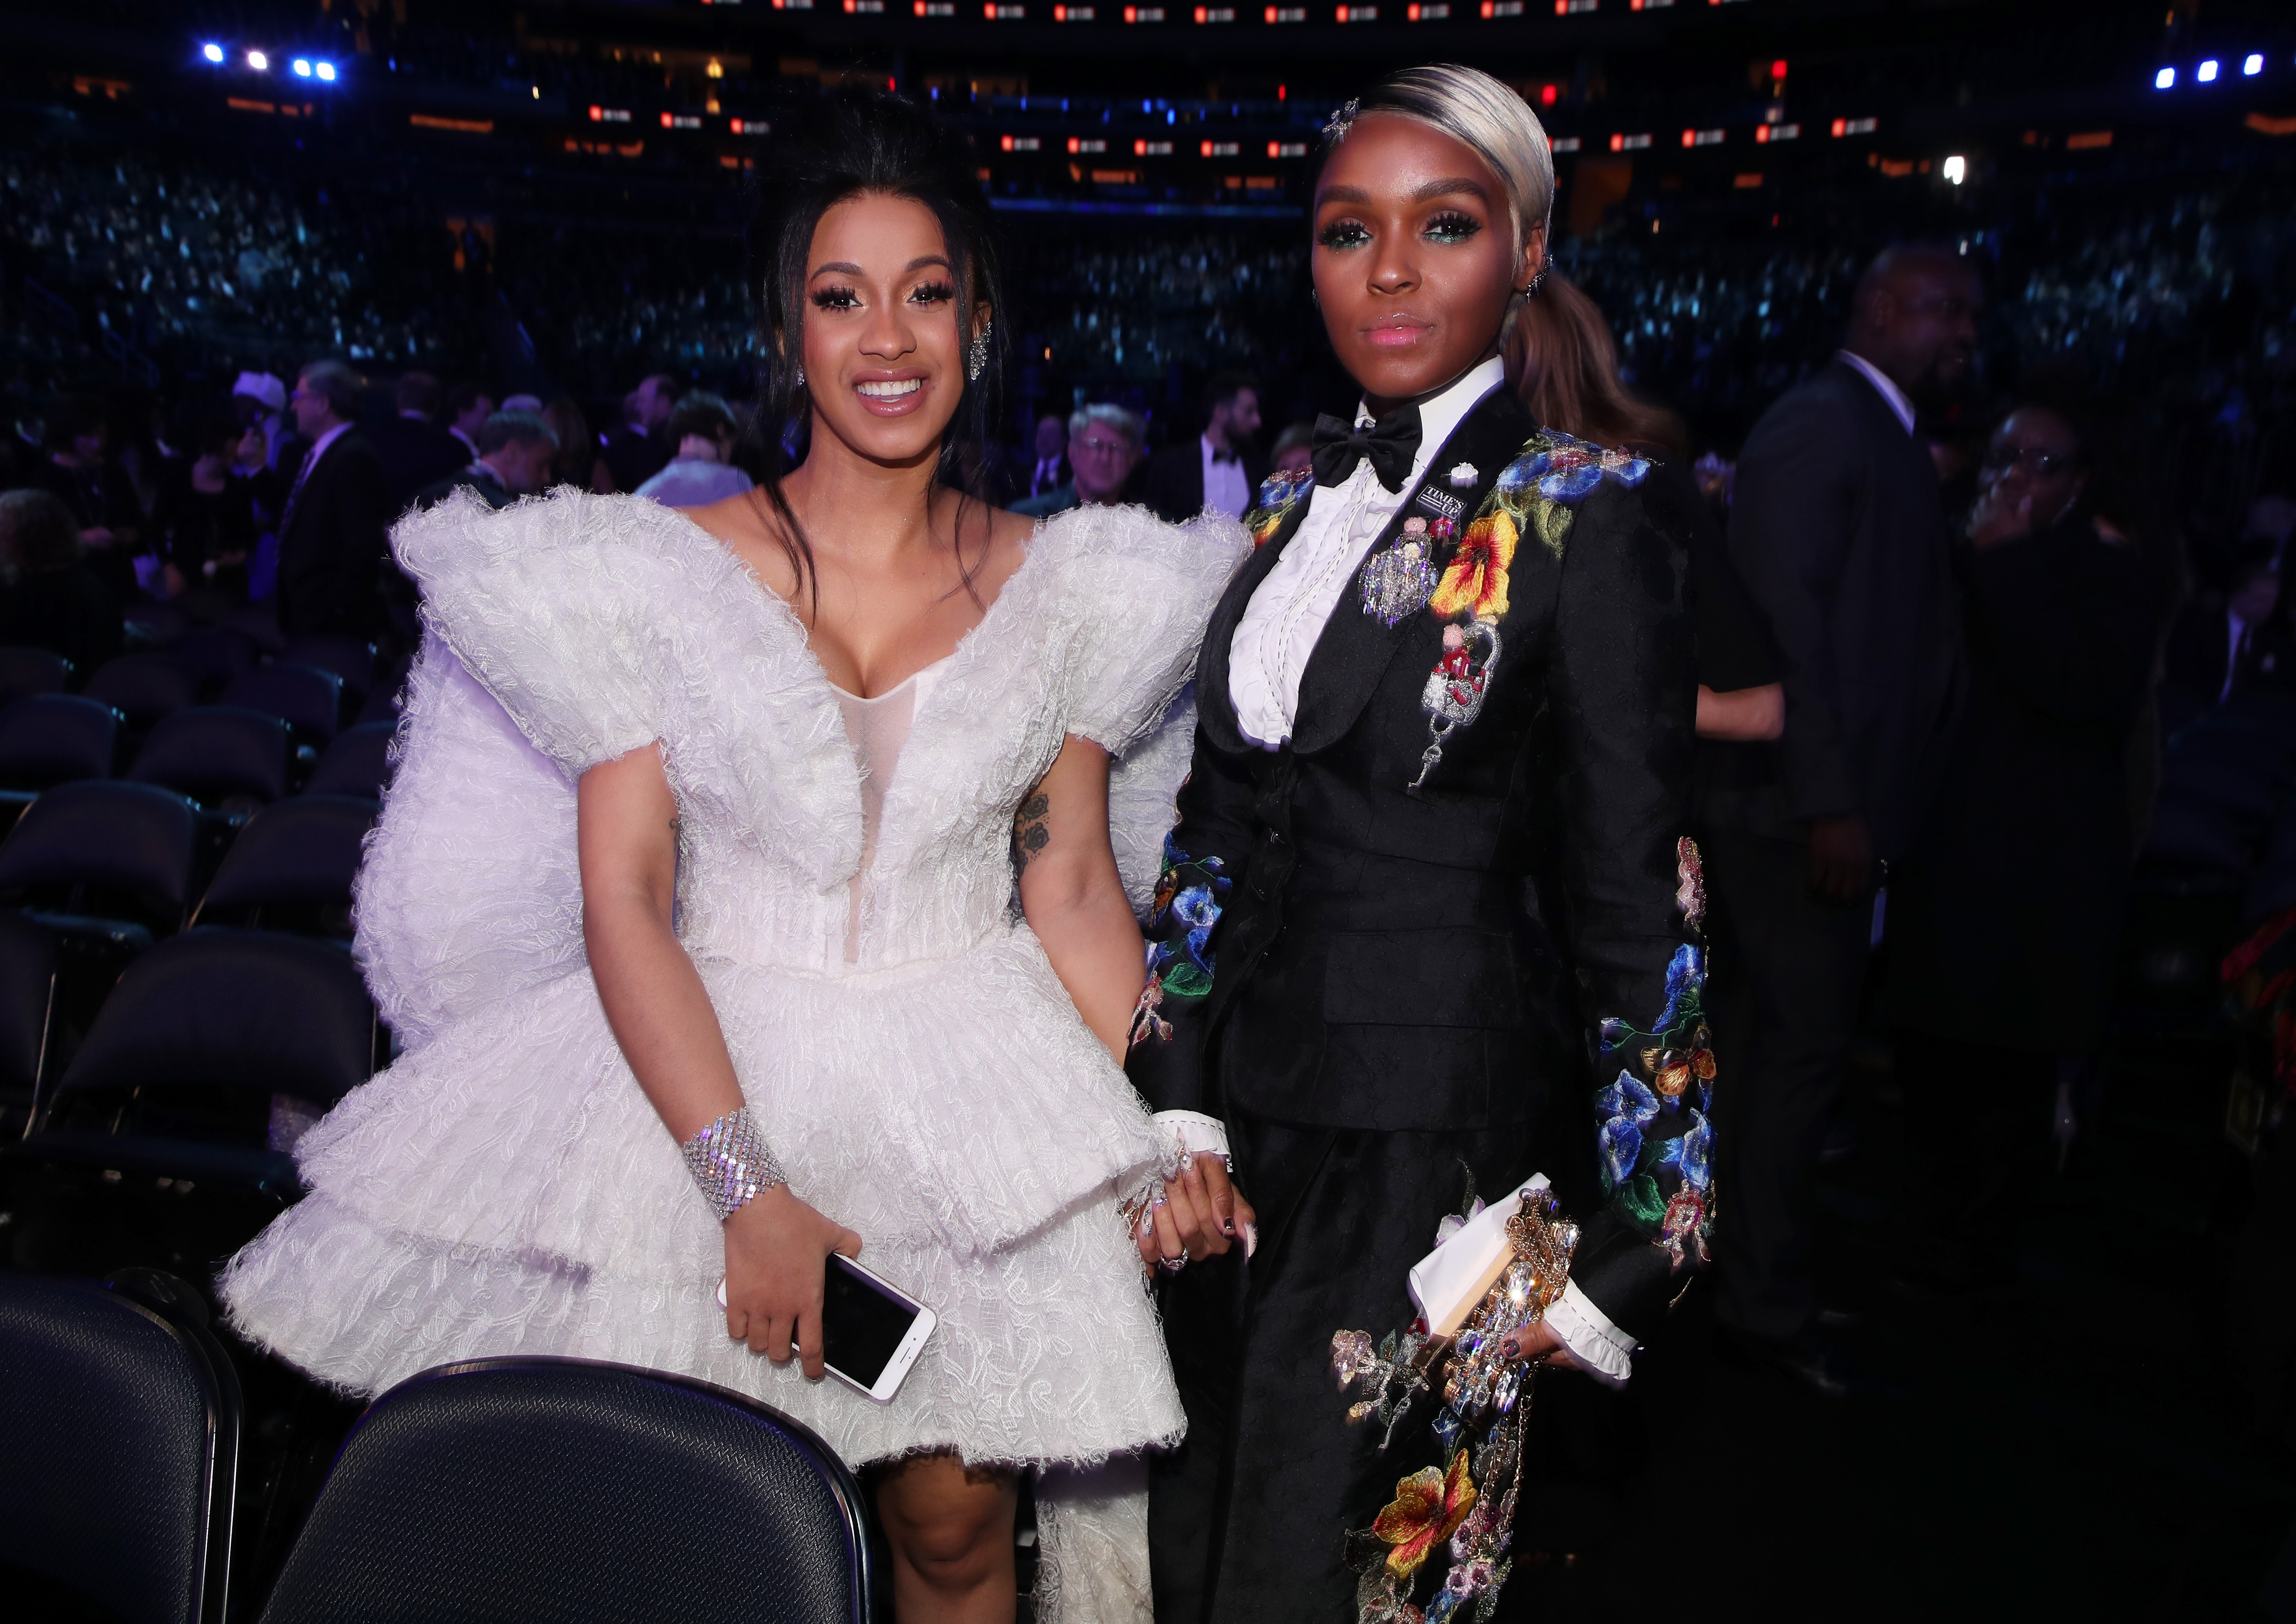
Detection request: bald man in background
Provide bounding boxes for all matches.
[1697,244,1980,1393]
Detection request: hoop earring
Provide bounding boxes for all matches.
[967,321,992,383]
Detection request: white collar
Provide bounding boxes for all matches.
[306,420,355,466]
[1358,355,1507,460]
[1837,349,1917,436]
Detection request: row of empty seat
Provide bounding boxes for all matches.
[0,699,392,810]
[0,1271,876,1623]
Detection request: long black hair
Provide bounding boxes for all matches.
[744,86,1007,605]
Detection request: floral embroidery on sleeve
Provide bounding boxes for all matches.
[1128,831,1231,1048]
[1593,837,1717,1268]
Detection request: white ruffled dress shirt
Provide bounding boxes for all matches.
[1217,353,1638,1384]
[1226,358,1503,750]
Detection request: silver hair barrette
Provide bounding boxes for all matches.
[1323,98,1360,143]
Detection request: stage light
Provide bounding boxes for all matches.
[2198,59,2218,82]
[316,61,336,82]
[292,58,312,78]
[201,43,224,64]
[2154,66,2174,89]
[2245,54,2264,77]
[246,50,268,70]
[1942,154,1966,185]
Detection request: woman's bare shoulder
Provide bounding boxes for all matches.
[678,489,804,600]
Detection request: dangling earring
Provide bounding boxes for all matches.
[967,321,992,383]
[1518,254,1554,299]
[793,361,806,389]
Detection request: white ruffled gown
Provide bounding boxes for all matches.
[220,489,1245,1620]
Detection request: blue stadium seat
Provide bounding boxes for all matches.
[300,720,395,801]
[163,628,261,698]
[131,706,294,811]
[0,694,122,793]
[193,795,377,937]
[0,645,72,704]
[258,1358,873,1624]
[0,780,200,946]
[24,929,379,1193]
[222,663,344,749]
[87,653,200,734]
[279,636,374,705]
[0,910,57,1131]
[0,1269,240,1624]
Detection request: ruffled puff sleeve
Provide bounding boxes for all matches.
[391,489,686,779]
[1030,501,1248,756]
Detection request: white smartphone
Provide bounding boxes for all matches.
[715,1253,937,1403]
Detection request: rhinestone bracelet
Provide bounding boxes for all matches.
[681,1106,787,1220]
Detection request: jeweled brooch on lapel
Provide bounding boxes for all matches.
[1245,466,1314,548]
[1404,431,1659,796]
[1358,517,1439,627]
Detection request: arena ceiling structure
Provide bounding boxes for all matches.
[2,0,2291,230]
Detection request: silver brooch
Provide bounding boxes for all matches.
[1359,519,1438,627]
[1449,462,1479,488]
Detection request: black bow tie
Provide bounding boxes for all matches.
[1311,407,1421,493]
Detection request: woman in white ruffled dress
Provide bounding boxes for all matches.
[221,92,1250,1624]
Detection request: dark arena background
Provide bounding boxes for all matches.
[0,1,2294,1621]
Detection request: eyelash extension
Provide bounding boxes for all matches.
[1316,219,1373,250]
[1423,211,1483,244]
[810,285,860,311]
[909,279,956,305]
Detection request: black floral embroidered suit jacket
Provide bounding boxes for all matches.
[1125,385,1715,1342]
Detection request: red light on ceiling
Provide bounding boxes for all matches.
[588,105,602,121]
[659,111,673,128]
[1754,123,1769,143]
[1278,85,1286,100]
[1540,84,1558,106]
[1771,60,1788,79]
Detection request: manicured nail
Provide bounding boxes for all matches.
[1243,1221,1258,1259]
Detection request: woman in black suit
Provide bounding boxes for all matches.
[1127,65,1713,1624]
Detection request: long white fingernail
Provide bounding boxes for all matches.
[1243,1221,1258,1259]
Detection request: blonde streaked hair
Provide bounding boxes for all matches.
[1325,64,1555,264]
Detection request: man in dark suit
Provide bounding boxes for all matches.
[369,371,467,512]
[1142,370,1266,523]
[1699,243,1978,1391]
[2160,543,2292,731]
[602,373,677,494]
[412,410,560,513]
[1009,403,1145,518]
[276,360,393,639]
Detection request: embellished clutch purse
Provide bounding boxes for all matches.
[1330,1179,1578,1624]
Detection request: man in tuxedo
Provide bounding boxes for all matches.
[1010,403,1145,518]
[369,371,467,512]
[2161,544,2291,730]
[276,360,393,639]
[442,380,495,463]
[1143,371,1265,523]
[602,374,677,494]
[1023,414,1067,501]
[412,410,560,513]
[1700,244,1977,1391]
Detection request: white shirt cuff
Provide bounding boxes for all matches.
[1544,1279,1637,1388]
[1152,1109,1230,1161]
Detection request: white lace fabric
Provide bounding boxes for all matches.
[221,491,1247,1498]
